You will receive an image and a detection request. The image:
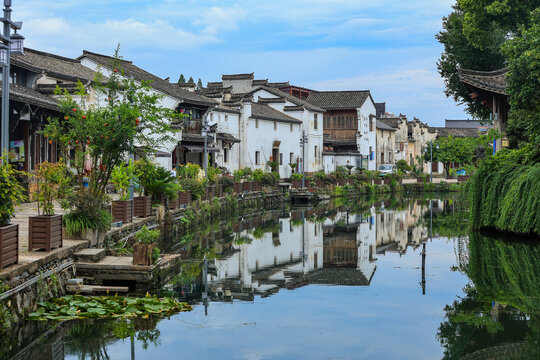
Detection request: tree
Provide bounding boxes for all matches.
[436,6,506,119]
[43,47,184,228]
[178,74,186,84]
[502,8,540,157]
[197,78,203,89]
[187,77,194,84]
[395,159,411,173]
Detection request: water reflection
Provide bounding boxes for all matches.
[5,196,540,360]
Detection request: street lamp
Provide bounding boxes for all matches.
[299,131,307,188]
[0,0,24,156]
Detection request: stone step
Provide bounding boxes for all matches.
[66,284,129,294]
[74,248,106,263]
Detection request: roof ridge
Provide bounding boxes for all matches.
[24,48,81,63]
[80,50,133,64]
[458,67,508,76]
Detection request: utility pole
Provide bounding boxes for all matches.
[430,141,433,183]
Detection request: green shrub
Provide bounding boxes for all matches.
[220,177,234,192]
[260,173,276,186]
[396,159,411,172]
[252,169,265,183]
[178,178,205,200]
[145,167,179,204]
[291,173,303,181]
[0,155,27,226]
[63,193,111,235]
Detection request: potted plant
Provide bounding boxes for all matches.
[132,225,160,266]
[133,158,154,218]
[62,193,111,247]
[291,173,303,189]
[111,161,134,224]
[144,166,180,209]
[29,162,69,252]
[0,155,26,268]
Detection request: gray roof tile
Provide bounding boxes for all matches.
[306,91,370,110]
[251,103,302,124]
[458,68,507,95]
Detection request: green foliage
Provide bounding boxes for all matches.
[178,178,205,200]
[466,148,540,235]
[0,155,27,226]
[134,226,160,244]
[206,166,222,184]
[27,294,192,321]
[502,8,540,155]
[395,159,411,173]
[134,158,157,196]
[63,193,111,235]
[176,163,202,180]
[291,173,303,181]
[111,160,134,201]
[145,167,179,204]
[34,161,71,216]
[220,176,234,192]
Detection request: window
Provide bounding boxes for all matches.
[290,152,294,164]
[225,115,228,121]
[314,114,318,130]
[290,123,293,132]
[274,121,277,130]
[210,113,213,122]
[255,151,260,165]
[279,153,283,165]
[369,118,374,131]
[224,147,229,163]
[314,146,318,158]
[255,119,259,128]
[333,117,337,127]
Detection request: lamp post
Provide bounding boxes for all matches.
[0,0,24,157]
[430,141,433,183]
[299,131,307,188]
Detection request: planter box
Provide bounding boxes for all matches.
[133,243,156,266]
[315,180,325,189]
[373,179,383,185]
[178,190,191,205]
[29,215,62,252]
[168,196,179,210]
[112,200,133,224]
[416,176,426,183]
[384,177,391,185]
[242,181,252,192]
[0,224,18,269]
[233,183,243,194]
[458,175,470,182]
[291,179,301,189]
[253,182,262,192]
[64,228,105,247]
[134,196,152,218]
[216,185,223,198]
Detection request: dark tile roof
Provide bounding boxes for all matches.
[445,119,491,129]
[79,50,215,106]
[252,79,268,86]
[1,82,59,110]
[378,117,404,129]
[206,81,223,89]
[323,136,357,146]
[216,132,240,143]
[306,90,370,110]
[258,97,286,104]
[283,105,304,111]
[252,85,325,112]
[305,267,369,286]
[12,48,97,83]
[178,82,197,88]
[222,73,254,80]
[251,103,302,124]
[268,81,290,88]
[458,68,507,95]
[35,83,80,95]
[213,104,240,114]
[376,120,396,131]
[431,127,482,138]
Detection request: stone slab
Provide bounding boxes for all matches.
[74,248,106,263]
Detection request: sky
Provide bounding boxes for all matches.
[14,0,468,126]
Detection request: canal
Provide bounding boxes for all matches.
[4,195,539,359]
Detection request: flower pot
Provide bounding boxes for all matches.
[233,183,243,194]
[133,243,156,266]
[29,215,63,252]
[112,200,133,224]
[168,196,179,210]
[458,175,470,182]
[315,180,325,188]
[384,177,391,185]
[178,190,191,205]
[253,182,262,192]
[0,224,18,269]
[242,181,252,192]
[134,196,152,218]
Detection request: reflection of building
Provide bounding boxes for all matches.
[206,200,442,301]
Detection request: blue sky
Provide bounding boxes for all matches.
[15,0,467,126]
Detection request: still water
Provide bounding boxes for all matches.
[5,196,540,359]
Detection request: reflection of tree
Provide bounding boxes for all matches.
[438,233,540,359]
[65,318,161,359]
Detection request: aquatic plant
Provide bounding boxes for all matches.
[27,294,192,321]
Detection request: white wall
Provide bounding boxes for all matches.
[357,100,377,170]
[209,110,241,172]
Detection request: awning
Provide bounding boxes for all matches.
[181,145,219,153]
